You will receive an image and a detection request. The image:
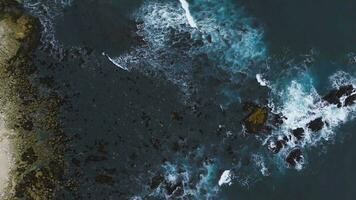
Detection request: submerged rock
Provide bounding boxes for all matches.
[243,103,268,134]
[307,117,324,132]
[95,174,114,185]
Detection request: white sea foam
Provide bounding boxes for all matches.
[112,0,266,92]
[179,0,198,28]
[218,170,232,186]
[266,71,356,169]
[102,52,129,71]
[256,73,269,87]
[146,161,220,199]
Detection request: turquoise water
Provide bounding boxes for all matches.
[24,0,356,199]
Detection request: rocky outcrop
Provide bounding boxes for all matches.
[307,117,324,132]
[0,2,38,66]
[243,103,268,134]
[345,94,356,106]
[268,137,288,154]
[292,128,305,140]
[323,85,354,107]
[285,148,303,167]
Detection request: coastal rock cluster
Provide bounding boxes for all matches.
[243,84,356,168]
[0,1,66,199]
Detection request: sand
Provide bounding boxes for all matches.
[0,115,14,198]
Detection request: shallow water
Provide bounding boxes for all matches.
[22,0,356,199]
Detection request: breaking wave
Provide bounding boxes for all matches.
[21,0,356,198]
[263,70,356,170]
[111,0,266,93]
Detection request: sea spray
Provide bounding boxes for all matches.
[111,0,266,93]
[179,0,198,28]
[264,71,356,169]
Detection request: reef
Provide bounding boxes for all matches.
[0,1,65,199]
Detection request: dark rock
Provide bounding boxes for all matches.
[344,94,356,106]
[269,137,288,154]
[165,180,184,196]
[150,174,164,190]
[323,85,354,106]
[285,148,303,167]
[271,113,286,126]
[21,120,33,131]
[292,128,305,140]
[21,147,38,164]
[307,117,324,132]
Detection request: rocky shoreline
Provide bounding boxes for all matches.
[0,1,66,199]
[243,84,356,168]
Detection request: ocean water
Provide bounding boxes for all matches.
[23,0,356,199]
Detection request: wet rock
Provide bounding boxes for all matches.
[292,128,305,140]
[271,113,285,126]
[150,174,164,190]
[285,148,303,167]
[243,103,268,134]
[344,94,356,106]
[268,137,288,154]
[21,147,38,164]
[165,180,184,196]
[323,85,354,106]
[307,117,324,132]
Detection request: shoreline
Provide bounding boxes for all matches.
[0,1,66,199]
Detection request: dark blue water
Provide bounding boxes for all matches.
[24,0,356,199]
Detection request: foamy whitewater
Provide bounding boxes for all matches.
[19,0,356,199]
[179,0,198,28]
[256,73,269,87]
[263,71,356,170]
[109,0,356,198]
[218,170,233,186]
[111,0,266,93]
